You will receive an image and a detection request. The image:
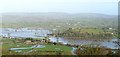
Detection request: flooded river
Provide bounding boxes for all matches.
[49,37,118,49]
[0,28,119,49]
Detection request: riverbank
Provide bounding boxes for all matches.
[61,37,116,41]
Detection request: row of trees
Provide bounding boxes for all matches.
[57,28,113,39]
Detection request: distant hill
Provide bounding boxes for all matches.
[1,12,118,29]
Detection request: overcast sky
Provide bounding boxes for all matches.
[0,0,119,15]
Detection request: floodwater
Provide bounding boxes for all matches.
[49,37,118,49]
[0,28,119,49]
[0,28,52,38]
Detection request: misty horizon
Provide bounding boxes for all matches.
[0,0,119,15]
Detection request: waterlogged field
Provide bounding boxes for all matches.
[2,38,72,55]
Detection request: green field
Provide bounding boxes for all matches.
[1,13,118,32]
[57,28,118,39]
[2,38,72,55]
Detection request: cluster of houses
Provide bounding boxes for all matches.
[24,37,51,45]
